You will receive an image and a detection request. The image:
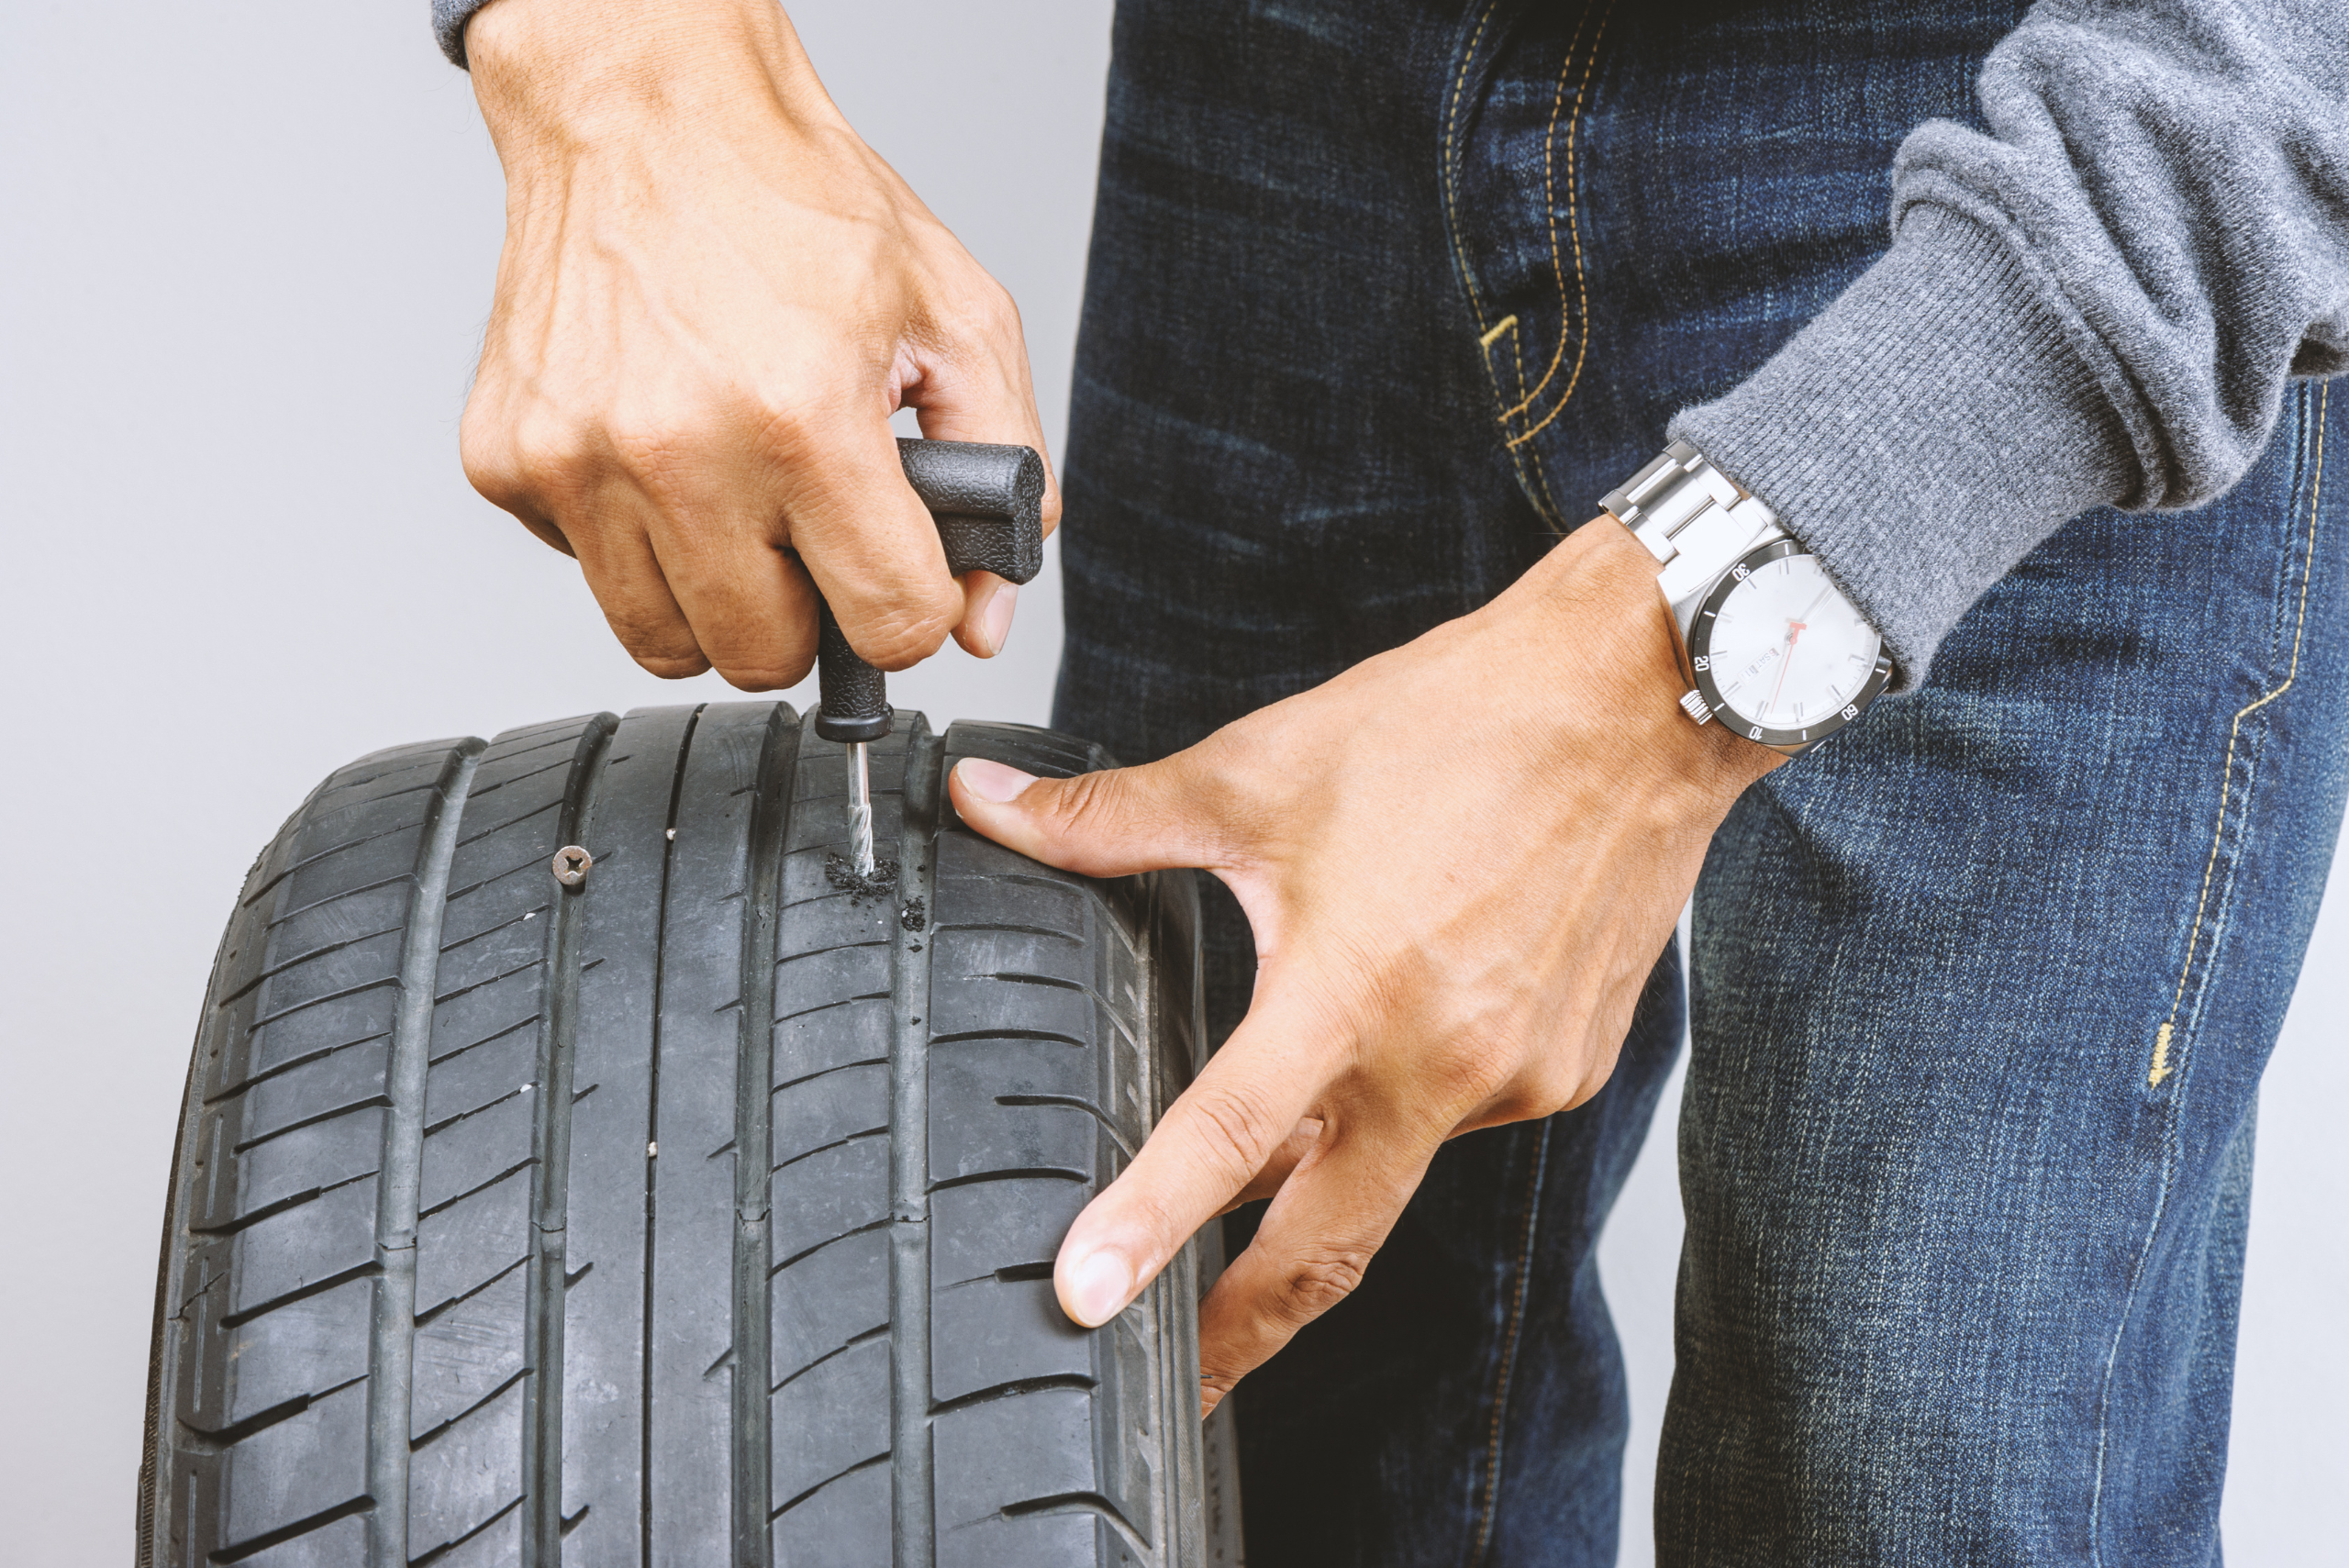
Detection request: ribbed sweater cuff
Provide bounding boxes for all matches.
[433,0,490,67]
[1670,205,2134,690]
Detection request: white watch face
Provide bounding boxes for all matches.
[1688,541,1891,748]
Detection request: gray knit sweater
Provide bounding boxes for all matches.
[433,0,2349,686]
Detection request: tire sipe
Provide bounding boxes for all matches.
[137,705,1241,1567]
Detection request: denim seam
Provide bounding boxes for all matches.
[1466,1119,1553,1568]
[1496,3,1610,430]
[2147,381,2327,1089]
[1443,0,1511,373]
[1502,2,1613,451]
[1444,0,1570,527]
[2085,382,2326,1564]
[1507,322,1574,527]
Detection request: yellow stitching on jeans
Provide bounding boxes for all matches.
[1478,313,1520,350]
[2149,382,2327,1087]
[1509,320,1571,528]
[1499,0,1612,433]
[1445,0,1507,344]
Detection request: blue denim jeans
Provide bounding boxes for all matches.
[1051,2,2349,1564]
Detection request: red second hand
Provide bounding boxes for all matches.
[1767,621,1807,718]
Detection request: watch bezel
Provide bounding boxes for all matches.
[1687,539,1893,750]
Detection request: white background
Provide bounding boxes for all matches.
[1,4,2340,1562]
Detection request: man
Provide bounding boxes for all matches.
[434,0,2349,1560]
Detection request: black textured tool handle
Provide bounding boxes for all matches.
[813,439,1047,743]
[896,437,1047,584]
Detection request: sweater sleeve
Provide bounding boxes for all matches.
[433,0,490,67]
[1671,0,2349,688]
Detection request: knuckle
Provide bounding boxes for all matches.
[710,648,815,693]
[1038,767,1122,833]
[1440,1040,1517,1105]
[937,272,1024,349]
[457,414,525,507]
[604,411,704,482]
[1271,1248,1369,1325]
[1523,1064,1583,1118]
[852,595,958,671]
[1178,1081,1284,1193]
[602,611,707,679]
[973,279,1024,342]
[631,649,713,681]
[748,392,825,461]
[462,410,599,518]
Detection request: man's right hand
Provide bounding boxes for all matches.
[459,0,1057,688]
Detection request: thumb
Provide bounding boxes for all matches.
[949,755,1222,879]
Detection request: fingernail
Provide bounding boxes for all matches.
[980,583,1018,656]
[955,758,1037,804]
[1064,1247,1133,1328]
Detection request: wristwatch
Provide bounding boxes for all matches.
[1599,440,1892,755]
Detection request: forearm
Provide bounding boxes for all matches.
[1675,0,2349,687]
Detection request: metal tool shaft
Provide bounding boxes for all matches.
[845,740,876,878]
[811,441,1047,880]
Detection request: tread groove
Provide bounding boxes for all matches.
[188,1170,373,1238]
[237,803,441,908]
[889,724,944,1568]
[211,1495,377,1564]
[412,1255,528,1328]
[928,1373,1097,1418]
[204,1029,391,1106]
[220,1260,386,1330]
[641,703,704,1568]
[731,705,797,1567]
[998,1490,1152,1558]
[770,1125,888,1175]
[365,740,483,1568]
[232,1095,394,1155]
[994,1094,1139,1159]
[774,990,893,1024]
[209,926,408,1007]
[768,1217,890,1277]
[929,1028,1088,1048]
[175,1375,369,1450]
[408,1366,533,1450]
[426,1012,540,1068]
[770,1324,890,1395]
[243,974,399,1034]
[931,922,1084,943]
[522,715,619,1564]
[771,1055,890,1096]
[927,1167,1090,1195]
[408,1495,524,1566]
[262,871,429,931]
[772,1452,890,1521]
[415,1158,537,1220]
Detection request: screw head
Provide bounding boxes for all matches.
[551,845,593,887]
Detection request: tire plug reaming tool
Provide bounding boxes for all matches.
[813,439,1049,878]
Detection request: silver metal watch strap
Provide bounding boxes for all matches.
[1598,439,1783,627]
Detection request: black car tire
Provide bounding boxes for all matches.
[136,704,1241,1567]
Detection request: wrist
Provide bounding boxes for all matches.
[1518,519,1782,813]
[466,0,830,153]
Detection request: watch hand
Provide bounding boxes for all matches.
[1792,581,1834,627]
[1768,617,1806,717]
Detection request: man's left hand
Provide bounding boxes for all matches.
[949,517,1778,1414]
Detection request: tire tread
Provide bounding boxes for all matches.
[140,706,1217,1568]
